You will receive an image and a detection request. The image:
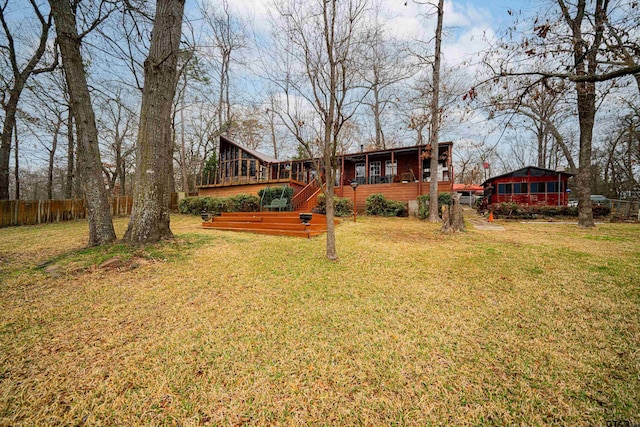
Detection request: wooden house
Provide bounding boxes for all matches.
[197,135,454,212]
[481,166,573,206]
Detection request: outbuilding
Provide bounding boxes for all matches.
[482,166,573,206]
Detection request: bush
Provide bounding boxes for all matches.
[489,203,583,219]
[314,194,353,216]
[417,192,453,220]
[258,186,294,207]
[365,193,408,217]
[228,194,260,212]
[178,195,260,216]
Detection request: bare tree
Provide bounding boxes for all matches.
[484,78,577,171]
[270,0,370,260]
[49,0,116,245]
[98,92,136,196]
[486,0,640,228]
[200,0,246,134]
[0,0,56,200]
[426,0,443,223]
[360,14,413,150]
[124,0,185,244]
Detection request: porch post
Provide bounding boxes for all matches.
[528,169,531,205]
[365,153,369,185]
[391,150,395,183]
[341,155,345,197]
[417,145,422,196]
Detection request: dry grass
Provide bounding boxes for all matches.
[0,214,638,426]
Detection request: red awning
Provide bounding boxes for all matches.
[453,183,484,192]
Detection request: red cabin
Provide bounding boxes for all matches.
[482,166,573,206]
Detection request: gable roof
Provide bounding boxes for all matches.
[482,166,574,186]
[220,135,280,164]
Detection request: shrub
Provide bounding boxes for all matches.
[417,192,453,220]
[228,194,260,212]
[489,203,584,219]
[258,186,294,207]
[178,195,260,216]
[365,193,408,217]
[314,194,353,216]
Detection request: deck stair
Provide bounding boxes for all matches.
[201,211,338,238]
[291,181,322,212]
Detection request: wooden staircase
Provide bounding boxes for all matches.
[201,211,338,238]
[291,181,322,212]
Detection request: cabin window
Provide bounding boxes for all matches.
[385,160,397,177]
[547,182,559,192]
[530,182,543,193]
[355,163,365,184]
[369,161,381,183]
[497,183,512,194]
[514,183,528,193]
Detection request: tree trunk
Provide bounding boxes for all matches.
[64,111,74,198]
[180,88,189,192]
[323,152,338,260]
[565,0,600,228]
[441,193,466,233]
[48,118,61,200]
[50,0,116,245]
[427,0,444,223]
[13,123,19,200]
[0,91,21,200]
[124,0,185,245]
[0,5,52,200]
[575,80,596,228]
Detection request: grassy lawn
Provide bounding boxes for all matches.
[0,214,638,426]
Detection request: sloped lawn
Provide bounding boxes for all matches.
[0,215,638,426]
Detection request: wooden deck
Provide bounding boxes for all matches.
[201,211,339,238]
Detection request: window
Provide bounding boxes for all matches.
[385,160,397,176]
[514,183,528,193]
[530,182,543,193]
[369,161,381,183]
[547,182,558,192]
[355,163,365,184]
[498,183,513,194]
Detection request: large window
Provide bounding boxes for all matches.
[497,183,513,194]
[530,182,544,193]
[385,160,397,177]
[514,183,528,194]
[355,163,365,184]
[369,161,381,183]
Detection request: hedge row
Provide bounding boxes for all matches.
[491,202,611,219]
[365,193,407,217]
[417,193,453,220]
[178,194,260,216]
[313,194,353,217]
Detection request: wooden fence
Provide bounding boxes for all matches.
[0,196,133,228]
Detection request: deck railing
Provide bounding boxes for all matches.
[292,180,320,212]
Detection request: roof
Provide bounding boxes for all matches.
[223,135,454,164]
[220,135,280,164]
[453,183,484,192]
[341,142,453,161]
[482,166,574,186]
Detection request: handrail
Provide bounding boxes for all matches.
[292,179,319,211]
